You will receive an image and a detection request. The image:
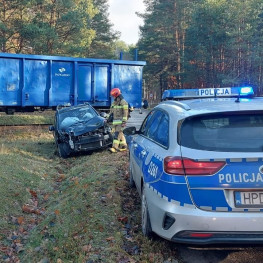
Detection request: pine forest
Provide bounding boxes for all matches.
[1,0,263,98]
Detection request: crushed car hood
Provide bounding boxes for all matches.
[60,116,105,136]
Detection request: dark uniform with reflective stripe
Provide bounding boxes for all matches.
[109,94,129,151]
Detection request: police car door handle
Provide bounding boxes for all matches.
[141,150,147,157]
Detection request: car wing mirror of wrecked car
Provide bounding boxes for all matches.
[49,125,55,132]
[100,112,107,118]
[123,126,137,136]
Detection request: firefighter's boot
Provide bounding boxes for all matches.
[109,147,117,153]
[118,142,127,152]
[116,147,126,152]
[118,148,127,152]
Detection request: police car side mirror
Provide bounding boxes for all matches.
[49,125,55,132]
[123,126,137,136]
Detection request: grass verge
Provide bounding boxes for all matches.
[0,115,180,263]
[0,112,54,125]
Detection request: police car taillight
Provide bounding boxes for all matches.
[164,157,226,175]
[176,231,214,239]
[189,233,213,238]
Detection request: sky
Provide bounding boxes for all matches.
[108,0,146,45]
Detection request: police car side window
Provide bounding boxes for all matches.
[146,111,164,140]
[140,110,156,135]
[146,111,163,139]
[141,110,169,148]
[155,114,169,147]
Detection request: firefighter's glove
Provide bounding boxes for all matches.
[121,121,126,127]
[107,113,114,123]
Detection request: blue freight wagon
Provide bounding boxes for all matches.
[0,52,146,114]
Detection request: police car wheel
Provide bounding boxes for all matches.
[58,143,70,158]
[141,185,152,237]
[129,162,135,188]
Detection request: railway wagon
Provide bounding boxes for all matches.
[0,52,146,114]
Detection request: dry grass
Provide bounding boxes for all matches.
[0,111,54,125]
[0,114,180,263]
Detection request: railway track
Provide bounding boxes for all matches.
[0,123,51,127]
[0,111,54,128]
[0,124,51,133]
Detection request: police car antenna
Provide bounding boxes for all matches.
[235,93,240,103]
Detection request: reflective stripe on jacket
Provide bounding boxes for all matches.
[110,96,129,124]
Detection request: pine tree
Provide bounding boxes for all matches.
[0,0,30,53]
[86,0,119,58]
[138,0,193,97]
[138,0,263,98]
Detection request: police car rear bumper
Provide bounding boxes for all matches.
[171,231,263,244]
[145,186,263,244]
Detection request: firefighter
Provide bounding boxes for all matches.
[108,88,129,153]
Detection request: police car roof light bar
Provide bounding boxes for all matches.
[240,86,254,95]
[162,86,254,100]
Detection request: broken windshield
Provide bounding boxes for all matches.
[59,107,97,129]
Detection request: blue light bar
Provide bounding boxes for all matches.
[240,86,254,95]
[162,86,254,100]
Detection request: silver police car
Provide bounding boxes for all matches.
[126,87,263,244]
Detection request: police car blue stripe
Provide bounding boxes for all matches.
[230,158,243,162]
[213,158,227,162]
[153,153,163,161]
[163,195,168,201]
[191,189,229,210]
[148,156,263,211]
[171,199,181,206]
[147,183,263,212]
[232,208,245,212]
[249,208,261,212]
[183,203,195,209]
[246,158,259,162]
[160,174,187,184]
[216,207,229,212]
[145,153,153,165]
[149,181,193,206]
[200,206,212,211]
[196,158,261,163]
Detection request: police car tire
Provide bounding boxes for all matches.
[141,185,152,237]
[58,143,70,158]
[129,162,135,188]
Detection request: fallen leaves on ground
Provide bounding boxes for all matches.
[118,216,128,223]
[22,204,41,215]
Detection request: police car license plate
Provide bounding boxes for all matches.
[235,191,263,207]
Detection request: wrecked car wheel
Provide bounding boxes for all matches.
[57,143,71,158]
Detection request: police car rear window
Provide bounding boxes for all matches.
[180,113,263,152]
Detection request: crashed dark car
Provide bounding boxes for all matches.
[49,103,112,158]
